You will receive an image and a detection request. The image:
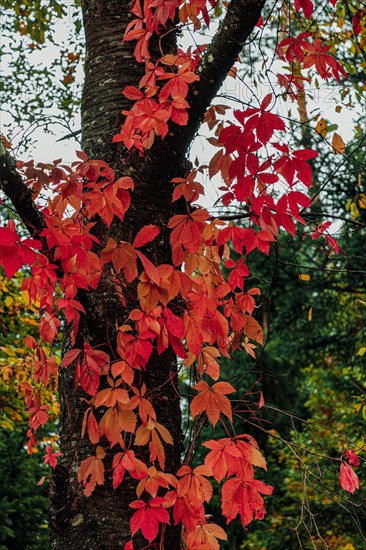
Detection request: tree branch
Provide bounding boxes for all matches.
[0,141,44,238]
[129,0,266,186]
[181,0,265,153]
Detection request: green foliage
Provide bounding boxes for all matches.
[0,428,50,550]
[0,274,58,548]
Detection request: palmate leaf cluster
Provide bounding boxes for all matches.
[194,133,366,548]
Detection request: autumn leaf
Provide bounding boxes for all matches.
[176,464,213,505]
[133,225,160,248]
[81,407,100,444]
[295,0,314,19]
[99,405,137,446]
[258,392,265,409]
[186,519,228,549]
[340,462,359,493]
[221,475,273,525]
[315,118,328,137]
[43,445,62,468]
[332,132,346,154]
[112,450,148,489]
[135,419,173,469]
[136,466,173,498]
[343,449,360,467]
[129,497,170,543]
[203,435,266,482]
[191,381,235,427]
[39,312,61,345]
[197,347,221,380]
[78,446,106,496]
[168,209,209,254]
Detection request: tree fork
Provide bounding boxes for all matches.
[0,0,267,548]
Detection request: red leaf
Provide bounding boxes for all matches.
[133,225,160,248]
[295,0,314,19]
[43,445,62,469]
[136,250,161,285]
[258,392,265,409]
[222,476,273,525]
[62,348,82,368]
[344,449,360,467]
[123,86,145,100]
[340,462,359,493]
[130,497,170,543]
[191,381,235,427]
[39,312,61,345]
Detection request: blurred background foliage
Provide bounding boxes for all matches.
[0,274,59,549]
[0,0,83,151]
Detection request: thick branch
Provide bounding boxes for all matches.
[182,0,266,150]
[132,0,266,183]
[0,142,44,237]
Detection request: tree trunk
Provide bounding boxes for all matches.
[50,2,182,548]
[45,0,265,548]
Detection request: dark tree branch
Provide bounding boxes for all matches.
[0,141,44,238]
[129,0,266,185]
[181,0,266,152]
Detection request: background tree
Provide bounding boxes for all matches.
[0,274,58,549]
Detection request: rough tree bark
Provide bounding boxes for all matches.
[1,0,265,548]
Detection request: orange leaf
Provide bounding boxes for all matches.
[191,380,235,426]
[78,446,106,496]
[198,346,221,380]
[332,132,346,154]
[135,419,173,470]
[133,224,160,248]
[136,250,161,285]
[315,118,327,137]
[186,519,227,549]
[243,315,263,345]
[81,407,100,445]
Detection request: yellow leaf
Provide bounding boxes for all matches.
[351,202,360,220]
[21,290,30,303]
[332,132,346,154]
[308,306,313,322]
[299,274,310,281]
[5,296,13,307]
[315,118,328,137]
[356,347,366,357]
[358,193,366,209]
